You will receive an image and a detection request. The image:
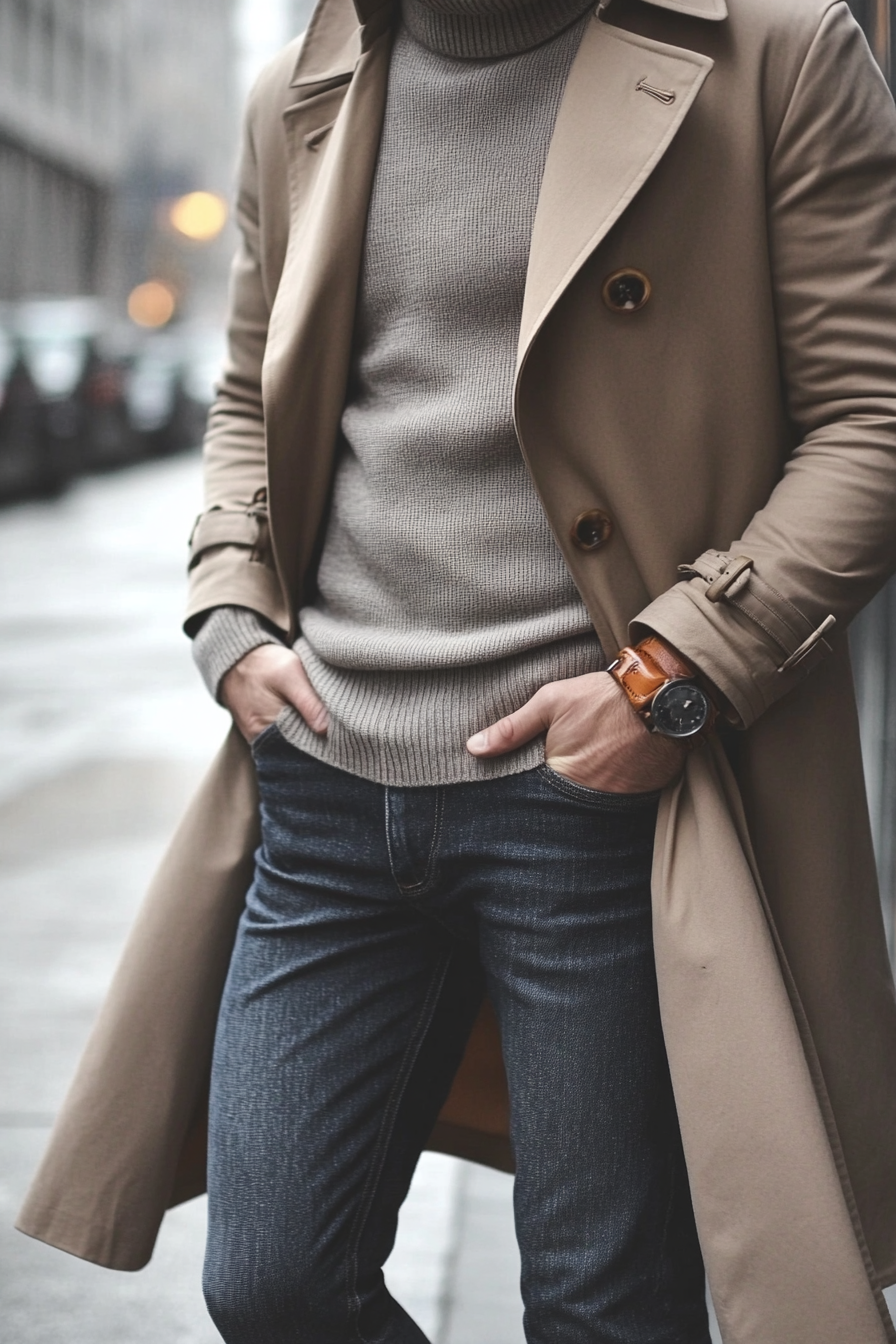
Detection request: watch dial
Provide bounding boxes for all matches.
[651,682,710,738]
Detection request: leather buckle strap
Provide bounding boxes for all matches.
[678,549,836,674]
[609,641,676,712]
[705,555,753,603]
[188,506,269,569]
[610,637,717,739]
[679,551,754,601]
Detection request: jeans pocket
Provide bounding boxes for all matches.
[537,763,661,809]
[249,719,284,755]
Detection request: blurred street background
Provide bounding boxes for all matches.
[1,1,896,1341]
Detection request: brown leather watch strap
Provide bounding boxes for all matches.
[609,636,696,715]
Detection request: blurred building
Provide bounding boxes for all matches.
[114,0,240,324]
[0,0,126,300]
[0,0,239,323]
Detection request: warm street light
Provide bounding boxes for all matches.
[169,191,229,242]
[128,280,177,327]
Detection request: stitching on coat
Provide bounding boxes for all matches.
[688,550,813,654]
[727,598,786,652]
[740,581,804,642]
[754,573,811,630]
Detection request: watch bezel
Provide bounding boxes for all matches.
[647,679,711,739]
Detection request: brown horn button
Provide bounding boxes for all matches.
[571,509,613,551]
[602,269,651,314]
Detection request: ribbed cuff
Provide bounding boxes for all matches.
[191,606,283,702]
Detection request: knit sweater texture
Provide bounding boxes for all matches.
[194,0,603,785]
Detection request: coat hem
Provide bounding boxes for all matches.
[14,1205,153,1273]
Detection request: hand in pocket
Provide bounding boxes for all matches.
[220,645,329,744]
[467,671,686,793]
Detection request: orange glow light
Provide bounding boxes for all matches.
[128,280,177,328]
[169,191,228,242]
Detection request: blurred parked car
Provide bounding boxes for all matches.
[0,307,55,500]
[180,325,226,442]
[125,333,193,458]
[80,336,138,472]
[0,300,224,504]
[125,326,223,457]
[16,298,140,483]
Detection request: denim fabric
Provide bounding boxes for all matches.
[203,729,709,1344]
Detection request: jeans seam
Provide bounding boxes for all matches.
[651,1130,684,1324]
[345,949,453,1341]
[385,787,445,897]
[420,787,445,893]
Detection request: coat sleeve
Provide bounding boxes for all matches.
[632,2,896,729]
[183,77,290,637]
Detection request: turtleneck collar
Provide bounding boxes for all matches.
[401,0,595,60]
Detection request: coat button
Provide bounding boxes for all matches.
[571,508,612,551]
[602,268,651,313]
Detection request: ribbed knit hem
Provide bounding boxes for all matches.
[191,606,283,702]
[402,0,594,58]
[279,632,605,786]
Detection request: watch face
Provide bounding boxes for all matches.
[650,681,710,738]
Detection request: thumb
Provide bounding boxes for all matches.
[466,690,551,758]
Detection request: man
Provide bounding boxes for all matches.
[17,0,896,1339]
[193,0,712,1337]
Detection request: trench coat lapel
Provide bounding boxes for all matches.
[519,12,714,363]
[262,11,393,613]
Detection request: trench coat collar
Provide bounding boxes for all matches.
[291,0,726,88]
[289,0,392,91]
[347,0,728,25]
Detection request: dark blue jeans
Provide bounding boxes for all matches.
[203,728,709,1344]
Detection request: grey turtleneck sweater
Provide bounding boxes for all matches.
[194,0,604,786]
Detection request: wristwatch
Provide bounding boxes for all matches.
[608,636,716,741]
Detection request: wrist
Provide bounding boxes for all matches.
[192,605,284,704]
[609,635,717,741]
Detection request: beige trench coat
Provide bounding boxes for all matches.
[18,0,896,1338]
